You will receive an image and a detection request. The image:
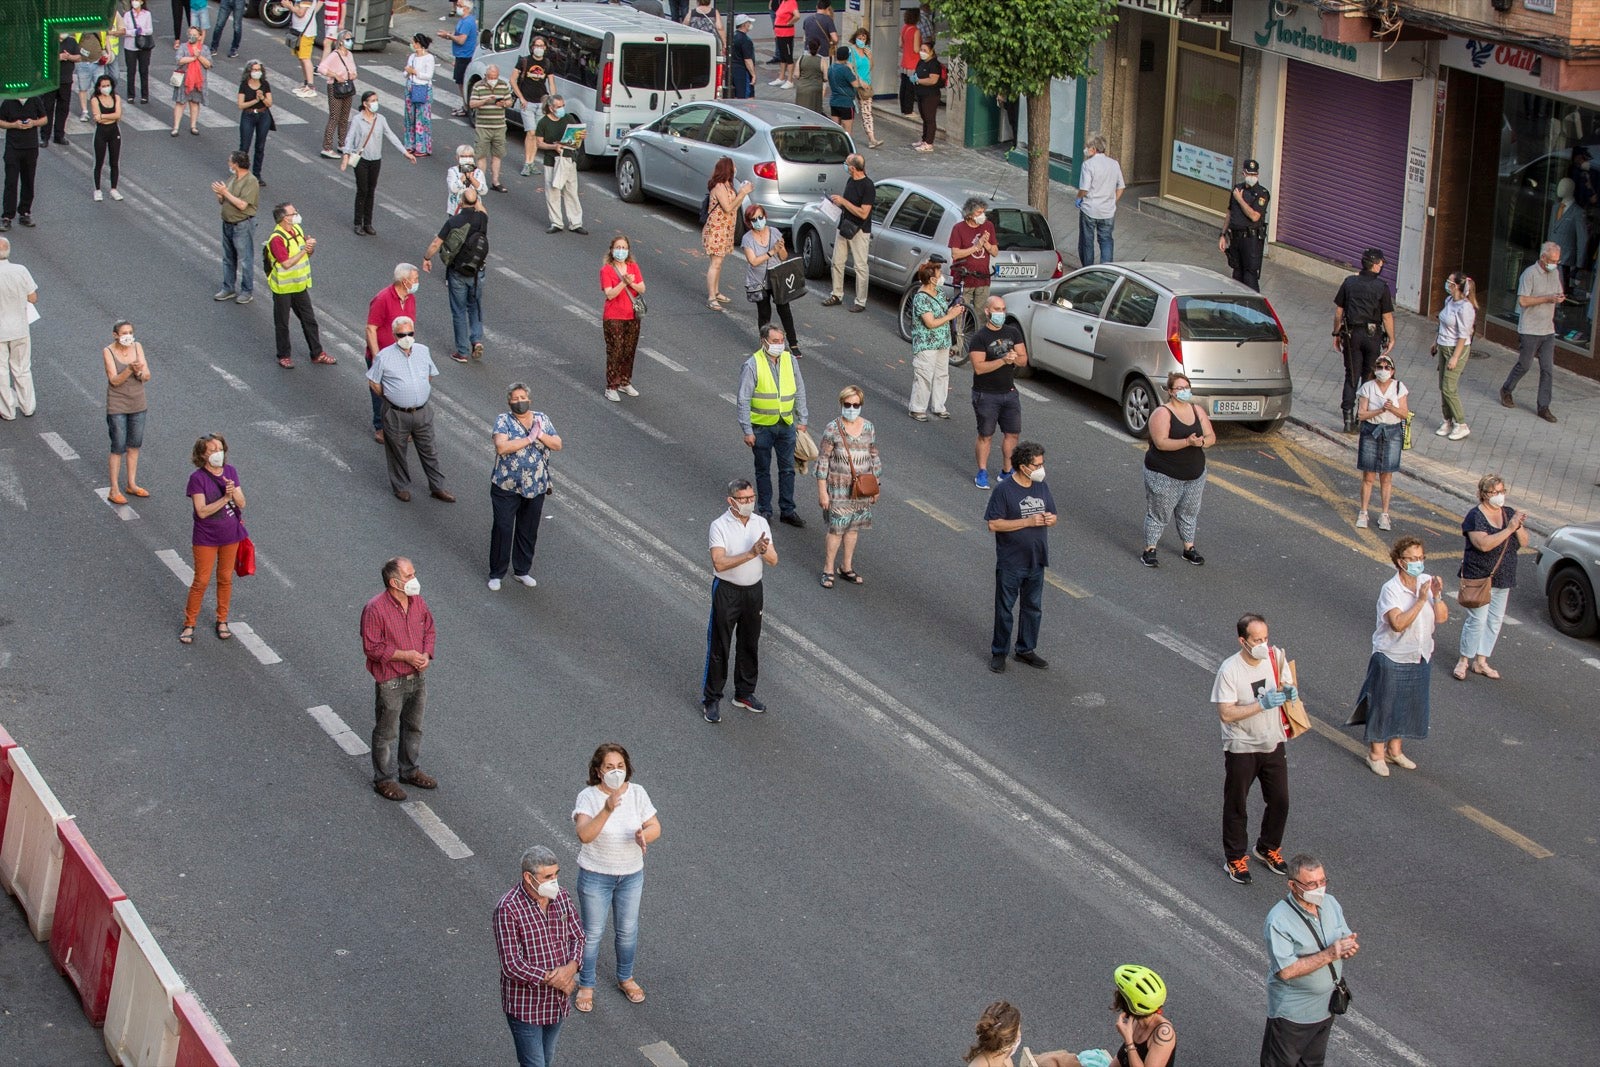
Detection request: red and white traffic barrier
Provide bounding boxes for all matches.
[50,820,129,1026]
[174,993,241,1067]
[0,723,18,836]
[103,898,184,1066]
[0,746,71,940]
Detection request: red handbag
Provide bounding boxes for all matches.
[234,534,256,577]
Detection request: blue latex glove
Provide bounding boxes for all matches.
[1283,684,1299,702]
[1076,1052,1112,1067]
[1258,687,1287,710]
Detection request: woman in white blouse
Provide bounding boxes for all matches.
[1434,272,1478,441]
[1353,354,1408,531]
[402,33,435,156]
[572,743,661,1013]
[1352,535,1448,776]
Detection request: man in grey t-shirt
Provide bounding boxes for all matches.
[1075,132,1125,266]
[1501,240,1564,423]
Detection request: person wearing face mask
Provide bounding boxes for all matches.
[571,744,661,1014]
[1500,240,1564,424]
[1332,248,1395,434]
[814,385,880,586]
[494,845,585,1067]
[317,34,358,159]
[948,197,998,319]
[341,91,418,236]
[181,433,247,645]
[211,151,258,304]
[513,37,551,172]
[360,557,439,800]
[985,440,1055,672]
[265,201,332,367]
[729,15,757,99]
[121,3,154,105]
[703,477,779,723]
[911,41,941,151]
[1352,535,1446,775]
[821,154,874,310]
[364,263,419,440]
[102,321,150,506]
[535,95,586,234]
[907,260,962,419]
[1262,854,1358,1067]
[0,238,38,418]
[599,236,645,400]
[967,295,1028,489]
[236,62,273,183]
[169,28,210,137]
[1220,158,1270,291]
[1212,612,1296,886]
[424,188,489,363]
[793,38,826,115]
[1433,272,1477,441]
[738,323,810,526]
[90,75,124,203]
[1453,474,1527,683]
[284,0,323,96]
[488,382,561,590]
[469,64,513,192]
[446,142,485,215]
[741,205,801,357]
[703,157,753,310]
[1353,355,1407,531]
[846,27,881,147]
[366,315,454,502]
[1141,371,1213,568]
[1074,133,1125,266]
[403,34,436,157]
[964,999,1078,1067]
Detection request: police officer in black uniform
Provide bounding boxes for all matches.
[1220,158,1270,291]
[1332,248,1396,433]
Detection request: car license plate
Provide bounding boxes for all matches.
[1212,399,1262,416]
[994,264,1037,279]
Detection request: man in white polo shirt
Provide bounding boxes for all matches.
[703,477,778,724]
[0,237,39,420]
[1075,132,1125,267]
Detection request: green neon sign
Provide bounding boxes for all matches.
[0,0,120,99]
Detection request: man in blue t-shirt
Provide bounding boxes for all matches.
[730,15,757,98]
[983,441,1055,673]
[437,0,479,116]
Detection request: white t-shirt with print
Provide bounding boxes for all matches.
[1210,649,1291,753]
[573,783,657,876]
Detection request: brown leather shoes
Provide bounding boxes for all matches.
[402,770,437,789]
[394,489,411,502]
[430,489,456,503]
[374,781,407,801]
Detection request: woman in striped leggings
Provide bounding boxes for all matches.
[1140,371,1214,568]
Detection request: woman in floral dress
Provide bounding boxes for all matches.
[814,384,882,587]
[701,155,751,311]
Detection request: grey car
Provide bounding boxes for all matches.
[1008,262,1293,437]
[788,176,1063,334]
[615,100,856,229]
[1536,521,1600,638]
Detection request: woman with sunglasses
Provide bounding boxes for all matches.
[1353,535,1447,775]
[1353,354,1408,531]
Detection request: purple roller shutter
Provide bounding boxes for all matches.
[1277,62,1410,288]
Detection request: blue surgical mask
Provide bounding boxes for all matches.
[751,217,767,230]
[612,247,628,261]
[840,404,861,419]
[1405,560,1425,578]
[1174,388,1193,402]
[988,311,1005,327]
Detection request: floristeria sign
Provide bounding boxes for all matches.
[1231,0,1425,81]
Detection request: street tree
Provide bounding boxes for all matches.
[939,0,1118,212]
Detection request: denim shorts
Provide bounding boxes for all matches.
[1357,419,1402,473]
[971,388,1021,437]
[106,410,146,454]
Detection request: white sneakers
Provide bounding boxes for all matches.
[779,80,794,89]
[1448,423,1470,440]
[620,383,640,397]
[515,574,537,588]
[604,388,621,402]
[1356,511,1369,528]
[488,578,502,591]
[109,189,123,201]
[768,77,783,86]
[92,190,103,202]
[1377,513,1392,531]
[1436,420,1471,440]
[1355,510,1392,531]
[1435,420,1453,436]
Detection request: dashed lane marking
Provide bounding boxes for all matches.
[401,801,474,860]
[39,432,78,461]
[641,347,687,372]
[1014,383,1050,402]
[1306,716,1368,758]
[253,419,353,473]
[1085,419,1129,442]
[904,498,966,532]
[209,364,251,392]
[280,146,315,166]
[1145,628,1216,671]
[228,622,282,666]
[639,1041,690,1067]
[562,302,602,328]
[1045,573,1092,599]
[1584,657,1600,672]
[306,705,370,756]
[94,487,137,520]
[0,452,26,509]
[1455,804,1555,859]
[156,549,194,585]
[719,392,737,405]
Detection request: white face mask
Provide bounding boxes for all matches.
[532,47,545,58]
[1543,259,1559,272]
[99,86,113,95]
[1299,884,1327,906]
[207,449,225,467]
[766,342,784,356]
[971,212,986,227]
[602,767,627,790]
[841,404,861,419]
[402,577,421,597]
[1248,641,1269,661]
[1374,369,1393,383]
[612,247,629,261]
[1487,492,1506,508]
[366,101,380,113]
[117,334,135,346]
[396,335,415,351]
[1244,175,1258,186]
[1028,466,1045,482]
[733,500,755,517]
[535,877,560,900]
[290,213,303,227]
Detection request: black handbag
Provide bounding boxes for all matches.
[134,32,154,50]
[767,257,808,305]
[1289,898,1352,1015]
[331,54,356,98]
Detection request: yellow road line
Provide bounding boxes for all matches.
[1205,472,1389,563]
[1046,573,1092,599]
[1307,715,1368,757]
[904,498,967,532]
[1454,804,1555,859]
[1273,441,1390,555]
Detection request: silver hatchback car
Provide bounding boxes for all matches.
[615,100,856,229]
[1010,263,1293,437]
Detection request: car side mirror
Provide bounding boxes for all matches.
[480,29,493,48]
[1030,289,1049,303]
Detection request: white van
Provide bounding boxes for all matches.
[463,1,723,169]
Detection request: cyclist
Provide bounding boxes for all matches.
[1076,965,1178,1067]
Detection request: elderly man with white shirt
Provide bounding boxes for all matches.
[0,238,39,420]
[702,477,778,724]
[1075,132,1125,267]
[367,315,454,503]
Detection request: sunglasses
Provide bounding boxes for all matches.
[395,331,416,339]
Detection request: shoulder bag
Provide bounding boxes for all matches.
[1268,647,1310,739]
[408,79,430,104]
[331,54,357,98]
[344,115,378,167]
[839,423,879,499]
[1288,898,1352,1015]
[134,12,154,51]
[1458,524,1511,609]
[207,471,255,576]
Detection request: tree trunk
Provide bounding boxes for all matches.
[1025,89,1051,215]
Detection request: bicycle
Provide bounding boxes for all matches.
[897,256,979,367]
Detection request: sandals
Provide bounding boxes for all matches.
[819,571,835,588]
[126,485,150,498]
[617,979,646,1004]
[178,626,194,644]
[714,293,731,304]
[1471,663,1501,680]
[1451,661,1469,681]
[706,299,724,312]
[575,988,593,1013]
[838,569,864,585]
[216,621,233,641]
[107,490,129,505]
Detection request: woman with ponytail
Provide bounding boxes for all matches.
[1434,271,1479,441]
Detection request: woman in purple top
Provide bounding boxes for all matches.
[182,433,247,644]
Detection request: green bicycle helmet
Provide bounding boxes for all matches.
[1113,964,1168,1016]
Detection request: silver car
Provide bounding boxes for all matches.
[1536,521,1600,638]
[1009,262,1293,437]
[615,100,856,229]
[787,176,1063,335]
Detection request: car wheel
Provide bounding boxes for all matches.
[574,147,595,172]
[896,287,916,342]
[261,0,290,26]
[1121,377,1155,438]
[800,227,827,280]
[1246,418,1286,434]
[1547,564,1599,638]
[617,153,644,203]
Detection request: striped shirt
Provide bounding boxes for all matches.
[470,78,511,131]
[494,884,585,1025]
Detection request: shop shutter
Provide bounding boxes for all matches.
[1277,63,1411,287]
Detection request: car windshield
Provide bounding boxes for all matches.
[991,207,1053,252]
[1177,295,1283,342]
[772,127,852,164]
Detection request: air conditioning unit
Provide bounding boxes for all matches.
[1491,0,1513,12]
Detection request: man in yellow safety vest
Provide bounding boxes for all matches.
[736,323,809,527]
[265,202,334,369]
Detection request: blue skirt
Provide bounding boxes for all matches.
[1350,651,1431,742]
[1357,420,1403,473]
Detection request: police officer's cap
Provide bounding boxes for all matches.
[1242,159,1260,174]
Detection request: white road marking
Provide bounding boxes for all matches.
[563,302,602,328]
[210,364,251,392]
[1501,614,1522,626]
[385,202,418,221]
[719,392,737,405]
[0,453,26,509]
[641,347,686,372]
[1014,383,1051,402]
[639,1041,690,1067]
[256,551,295,589]
[360,64,410,88]
[654,214,696,234]
[401,801,474,860]
[94,487,137,520]
[430,390,489,430]
[39,432,79,461]
[306,705,370,756]
[904,498,965,532]
[1584,657,1600,672]
[335,341,360,358]
[157,549,195,586]
[1085,419,1134,443]
[112,106,172,133]
[1145,629,1216,671]
[253,419,353,472]
[281,146,316,166]
[228,621,282,666]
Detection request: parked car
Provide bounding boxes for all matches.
[788,177,1063,334]
[616,99,854,229]
[1536,520,1600,638]
[1008,262,1292,437]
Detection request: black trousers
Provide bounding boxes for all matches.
[125,49,152,100]
[489,485,545,579]
[703,578,762,703]
[1260,1016,1332,1067]
[1340,329,1382,414]
[899,72,915,114]
[48,84,72,143]
[169,0,189,40]
[916,90,938,144]
[1228,231,1265,291]
[93,126,120,190]
[2,148,38,220]
[1223,743,1289,862]
[353,157,381,227]
[272,288,322,359]
[753,293,798,352]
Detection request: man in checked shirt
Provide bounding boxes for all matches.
[495,845,586,1067]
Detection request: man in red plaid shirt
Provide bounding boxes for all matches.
[495,845,585,1067]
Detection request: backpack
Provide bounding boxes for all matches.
[699,192,711,227]
[452,227,490,275]
[688,7,718,34]
[937,61,948,89]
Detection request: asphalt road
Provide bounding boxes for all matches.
[2,23,1597,1065]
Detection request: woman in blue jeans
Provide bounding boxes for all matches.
[571,743,661,1013]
